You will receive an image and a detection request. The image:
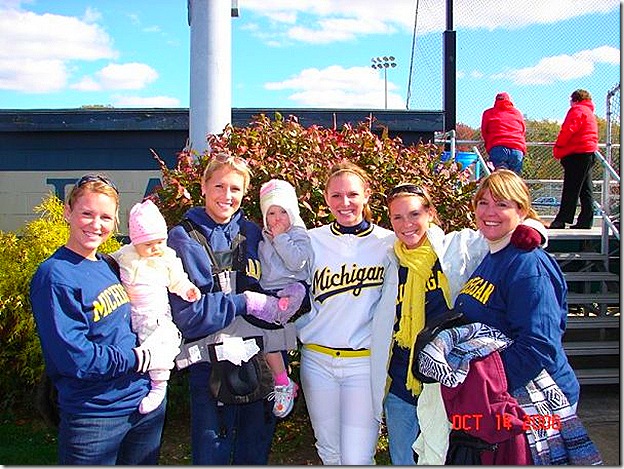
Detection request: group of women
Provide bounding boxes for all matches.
[31,154,583,465]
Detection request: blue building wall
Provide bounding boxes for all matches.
[0,108,444,232]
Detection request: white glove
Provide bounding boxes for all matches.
[134,321,182,374]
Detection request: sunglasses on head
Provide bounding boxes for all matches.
[385,183,425,203]
[75,174,119,194]
[213,153,248,167]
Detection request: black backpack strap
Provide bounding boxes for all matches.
[232,222,247,275]
[181,218,247,276]
[181,218,222,273]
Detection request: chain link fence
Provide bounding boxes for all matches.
[438,84,620,223]
[405,1,620,224]
[406,0,619,127]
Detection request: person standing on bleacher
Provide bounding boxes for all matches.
[481,92,527,175]
[549,89,599,230]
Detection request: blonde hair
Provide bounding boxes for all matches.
[66,174,120,228]
[325,161,373,222]
[473,169,540,221]
[386,183,441,225]
[202,152,252,193]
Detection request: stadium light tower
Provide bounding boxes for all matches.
[371,56,397,109]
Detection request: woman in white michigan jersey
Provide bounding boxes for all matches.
[295,162,394,464]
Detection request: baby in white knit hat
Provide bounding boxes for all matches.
[111,199,200,414]
[258,179,313,418]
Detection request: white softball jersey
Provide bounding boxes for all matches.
[296,222,395,350]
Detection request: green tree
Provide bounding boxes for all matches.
[0,194,121,414]
[523,119,562,180]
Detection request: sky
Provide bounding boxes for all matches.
[0,0,620,129]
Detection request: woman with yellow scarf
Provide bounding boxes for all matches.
[369,183,547,465]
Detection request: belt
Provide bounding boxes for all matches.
[304,343,370,357]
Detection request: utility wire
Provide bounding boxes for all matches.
[405,0,420,110]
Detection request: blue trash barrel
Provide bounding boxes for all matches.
[441,151,480,178]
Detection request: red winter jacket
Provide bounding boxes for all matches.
[553,99,599,160]
[481,96,526,154]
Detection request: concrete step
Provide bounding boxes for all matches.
[564,272,620,282]
[546,226,614,240]
[544,217,620,386]
[566,316,620,329]
[573,368,619,385]
[567,292,620,304]
[564,341,619,356]
[551,252,610,262]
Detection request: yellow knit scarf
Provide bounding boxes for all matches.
[393,235,451,396]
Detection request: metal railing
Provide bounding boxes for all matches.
[471,146,491,177]
[594,149,621,182]
[436,136,621,255]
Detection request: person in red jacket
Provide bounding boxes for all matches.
[549,89,599,229]
[481,92,527,174]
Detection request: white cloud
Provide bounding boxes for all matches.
[493,46,620,85]
[241,0,417,45]
[83,6,102,23]
[575,45,621,64]
[0,5,117,92]
[0,0,23,9]
[112,95,181,107]
[287,18,396,44]
[240,0,620,45]
[97,63,158,89]
[127,12,161,33]
[128,13,141,26]
[265,11,298,24]
[0,8,116,61]
[71,63,159,91]
[0,58,68,93]
[70,76,101,92]
[265,65,404,109]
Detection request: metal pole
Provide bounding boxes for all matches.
[188,0,232,155]
[443,0,456,133]
[384,68,388,110]
[600,84,620,267]
[371,56,396,110]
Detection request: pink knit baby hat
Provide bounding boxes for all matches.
[129,199,168,245]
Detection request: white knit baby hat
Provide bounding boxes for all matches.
[259,179,305,229]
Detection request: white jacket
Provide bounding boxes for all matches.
[368,218,547,422]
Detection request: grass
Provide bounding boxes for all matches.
[0,418,57,464]
[1,371,390,465]
[159,377,390,465]
[0,406,389,465]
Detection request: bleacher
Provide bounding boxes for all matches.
[547,227,620,385]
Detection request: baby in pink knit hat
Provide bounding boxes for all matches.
[112,199,200,414]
